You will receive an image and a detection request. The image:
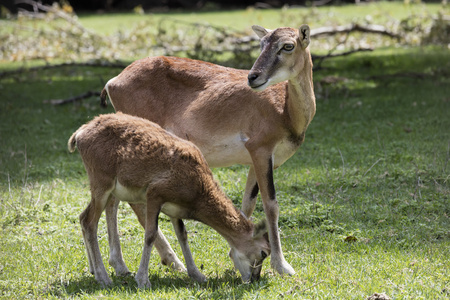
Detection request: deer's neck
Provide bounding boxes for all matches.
[198,193,253,247]
[285,57,316,137]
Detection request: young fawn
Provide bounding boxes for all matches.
[68,113,270,288]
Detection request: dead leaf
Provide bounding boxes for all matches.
[367,293,391,300]
[344,235,358,242]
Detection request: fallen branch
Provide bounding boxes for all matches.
[280,280,325,297]
[313,47,373,60]
[313,47,373,70]
[367,71,429,80]
[310,23,400,39]
[16,0,98,37]
[233,23,400,45]
[0,62,127,79]
[158,22,400,53]
[43,91,101,105]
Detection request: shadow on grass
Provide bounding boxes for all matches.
[47,269,270,297]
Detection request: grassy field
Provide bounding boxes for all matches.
[1,2,449,299]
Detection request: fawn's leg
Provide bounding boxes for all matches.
[171,218,206,282]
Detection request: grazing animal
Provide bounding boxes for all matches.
[101,24,315,276]
[68,113,270,288]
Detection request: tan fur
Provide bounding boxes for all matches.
[70,113,270,288]
[101,25,315,276]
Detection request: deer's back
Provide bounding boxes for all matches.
[75,113,212,193]
[106,56,286,127]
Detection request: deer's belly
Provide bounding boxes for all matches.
[200,133,252,168]
[167,127,300,169]
[195,134,298,169]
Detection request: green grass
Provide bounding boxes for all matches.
[1,3,450,299]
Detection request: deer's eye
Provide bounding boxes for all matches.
[261,251,268,259]
[282,44,295,51]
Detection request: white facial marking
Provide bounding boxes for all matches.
[230,248,252,282]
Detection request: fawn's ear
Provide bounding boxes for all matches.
[253,219,268,239]
[299,24,311,49]
[252,25,272,39]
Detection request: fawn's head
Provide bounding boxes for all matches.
[229,219,270,282]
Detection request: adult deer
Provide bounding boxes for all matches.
[101,24,315,276]
[68,113,270,288]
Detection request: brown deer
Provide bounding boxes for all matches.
[101,24,315,277]
[68,113,270,288]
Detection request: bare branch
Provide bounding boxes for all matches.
[312,47,373,70]
[0,62,127,79]
[280,280,325,297]
[313,47,374,59]
[16,0,99,37]
[231,23,400,46]
[367,71,430,80]
[43,91,101,105]
[310,23,400,39]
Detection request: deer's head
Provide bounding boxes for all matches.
[248,25,311,91]
[229,219,270,282]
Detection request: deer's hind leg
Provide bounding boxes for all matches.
[80,185,115,287]
[105,196,131,276]
[134,197,162,289]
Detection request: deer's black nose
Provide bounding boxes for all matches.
[248,73,259,83]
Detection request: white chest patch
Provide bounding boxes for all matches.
[273,137,298,168]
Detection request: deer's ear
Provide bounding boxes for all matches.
[299,24,311,49]
[253,219,268,239]
[252,25,271,39]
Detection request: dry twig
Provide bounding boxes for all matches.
[43,91,101,105]
[16,0,99,37]
[310,23,400,39]
[280,280,325,297]
[0,62,127,79]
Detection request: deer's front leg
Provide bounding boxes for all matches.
[129,203,186,272]
[170,218,206,283]
[249,149,295,276]
[80,193,114,287]
[135,202,160,289]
